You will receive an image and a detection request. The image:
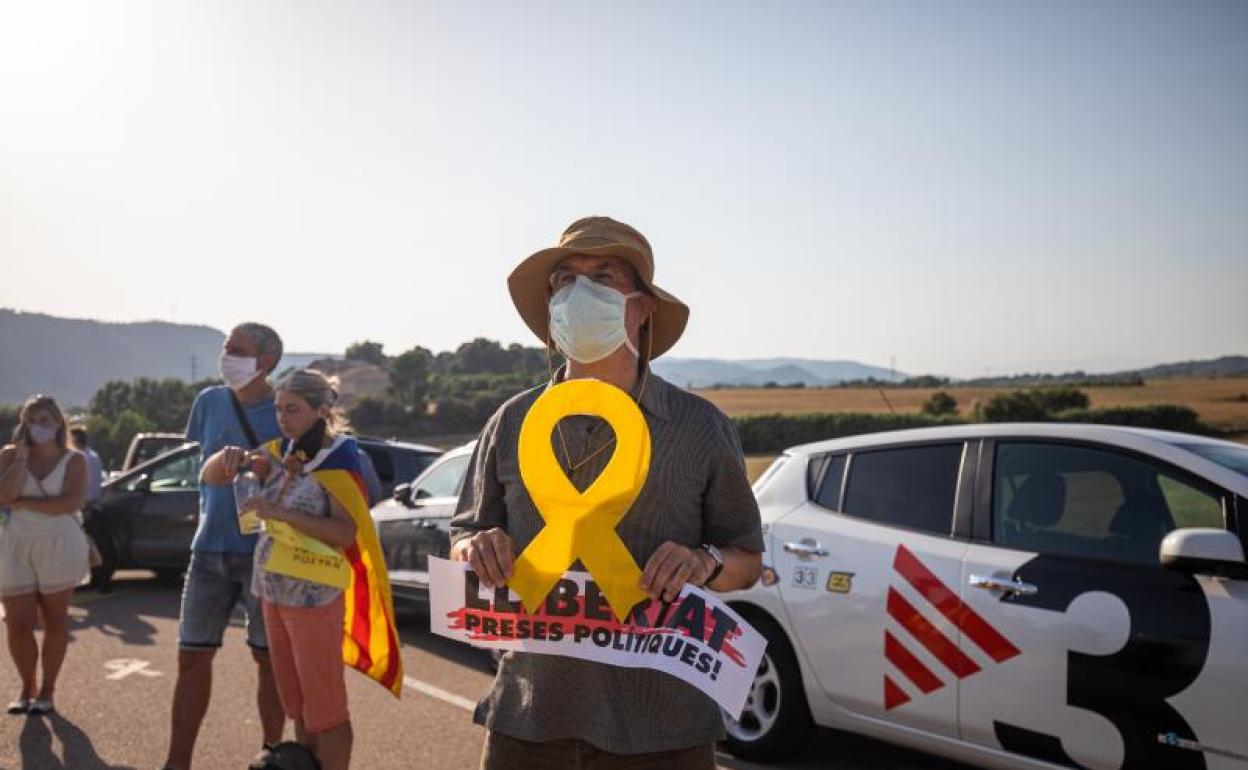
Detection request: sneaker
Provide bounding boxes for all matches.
[26,698,53,716]
[5,699,31,715]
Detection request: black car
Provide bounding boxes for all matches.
[86,437,443,588]
[373,441,475,604]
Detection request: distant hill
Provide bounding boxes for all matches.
[4,308,1243,407]
[1133,355,1248,379]
[958,355,1248,388]
[651,357,904,388]
[0,309,329,408]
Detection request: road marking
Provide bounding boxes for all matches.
[105,658,163,681]
[403,676,475,712]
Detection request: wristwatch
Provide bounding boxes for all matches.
[700,543,725,587]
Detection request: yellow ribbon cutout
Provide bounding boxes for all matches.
[509,379,651,622]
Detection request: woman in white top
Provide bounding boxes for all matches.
[0,395,90,716]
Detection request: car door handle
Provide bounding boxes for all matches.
[968,574,1038,597]
[783,539,829,559]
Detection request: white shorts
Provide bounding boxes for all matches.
[0,525,90,597]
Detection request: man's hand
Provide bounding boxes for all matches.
[641,541,712,603]
[451,528,516,589]
[216,446,248,477]
[247,452,272,480]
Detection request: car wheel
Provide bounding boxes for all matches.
[720,609,812,762]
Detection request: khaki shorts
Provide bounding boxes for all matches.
[0,526,90,597]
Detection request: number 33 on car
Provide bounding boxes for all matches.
[716,424,1248,770]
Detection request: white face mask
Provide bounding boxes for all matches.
[28,423,58,445]
[219,353,261,390]
[548,275,642,365]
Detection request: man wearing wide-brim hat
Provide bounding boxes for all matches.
[450,216,764,769]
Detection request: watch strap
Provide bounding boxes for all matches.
[701,544,725,586]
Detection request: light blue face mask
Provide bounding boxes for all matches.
[28,423,58,445]
[548,276,642,364]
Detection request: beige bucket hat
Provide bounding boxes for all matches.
[507,216,689,360]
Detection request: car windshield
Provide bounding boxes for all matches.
[1177,443,1248,477]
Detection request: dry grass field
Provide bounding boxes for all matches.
[699,377,1248,435]
[730,377,1248,483]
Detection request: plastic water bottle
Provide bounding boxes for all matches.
[233,471,263,535]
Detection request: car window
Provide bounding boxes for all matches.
[148,453,201,492]
[132,438,183,467]
[842,444,963,535]
[363,445,395,486]
[993,442,1225,565]
[409,452,437,481]
[813,455,847,511]
[1177,442,1248,476]
[412,454,471,501]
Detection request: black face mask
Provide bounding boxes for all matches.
[290,418,328,464]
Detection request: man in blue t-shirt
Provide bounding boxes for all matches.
[160,323,286,770]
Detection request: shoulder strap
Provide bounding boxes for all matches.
[228,390,261,449]
[29,452,71,498]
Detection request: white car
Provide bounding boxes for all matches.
[719,423,1248,770]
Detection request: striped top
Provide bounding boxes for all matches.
[450,370,764,754]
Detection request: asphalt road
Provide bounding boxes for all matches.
[0,572,973,770]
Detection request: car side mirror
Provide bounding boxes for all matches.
[393,482,412,505]
[133,473,152,495]
[1160,528,1248,580]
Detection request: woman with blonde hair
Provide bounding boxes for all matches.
[0,394,90,716]
[203,369,373,769]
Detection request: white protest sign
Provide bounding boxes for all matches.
[428,556,767,718]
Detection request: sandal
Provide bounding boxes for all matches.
[6,699,31,715]
[247,743,277,770]
[26,698,53,715]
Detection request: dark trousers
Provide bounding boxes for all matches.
[480,731,717,770]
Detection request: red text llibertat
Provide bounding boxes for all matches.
[446,570,747,674]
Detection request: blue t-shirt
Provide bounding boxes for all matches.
[186,385,282,553]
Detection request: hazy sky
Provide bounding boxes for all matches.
[2,1,1245,377]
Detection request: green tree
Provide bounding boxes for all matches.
[1032,386,1090,414]
[507,343,551,376]
[88,377,198,431]
[0,404,19,445]
[453,338,513,374]
[345,340,387,367]
[84,409,157,469]
[389,346,433,409]
[921,391,959,417]
[981,391,1050,422]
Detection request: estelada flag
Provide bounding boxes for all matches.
[262,435,404,697]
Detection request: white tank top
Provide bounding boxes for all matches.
[11,450,81,536]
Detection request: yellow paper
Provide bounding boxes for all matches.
[264,520,352,590]
[238,507,262,535]
[509,379,651,621]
